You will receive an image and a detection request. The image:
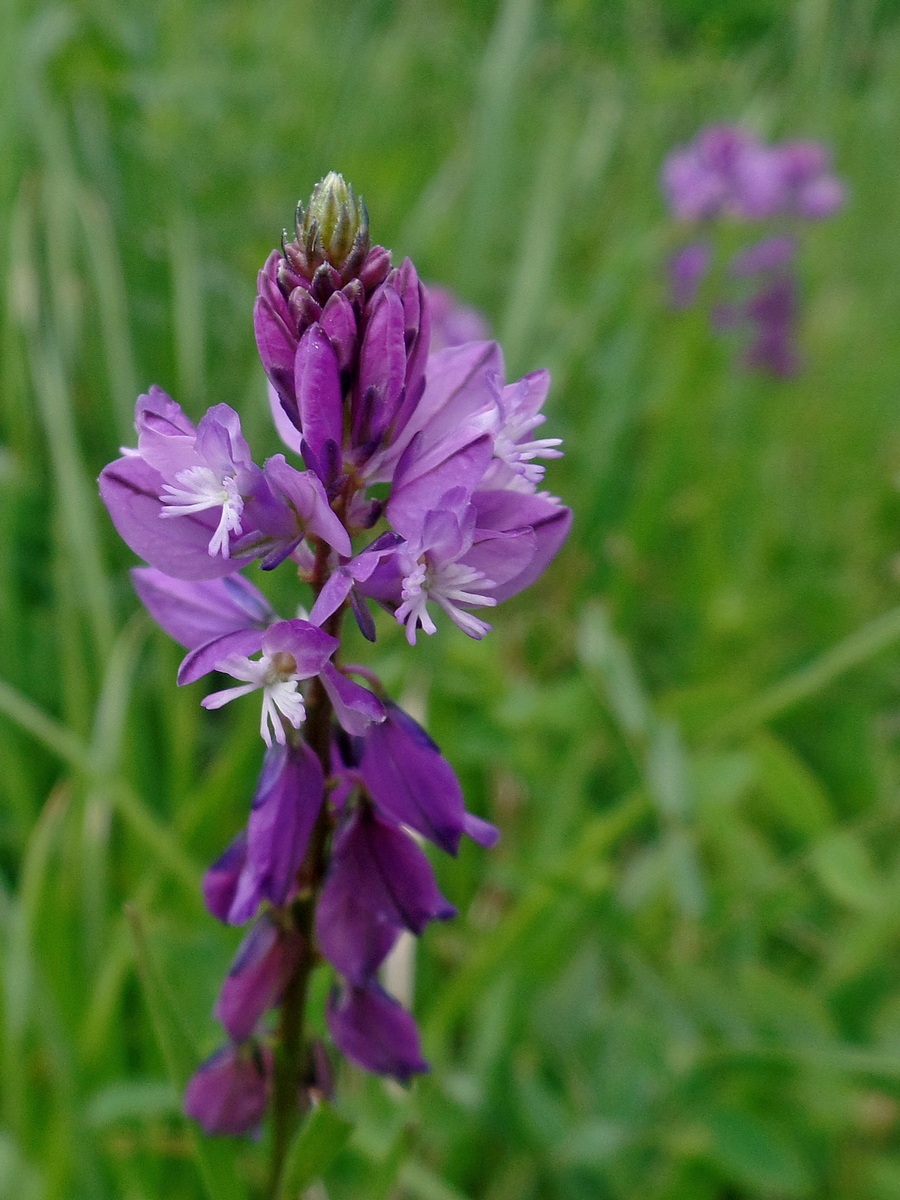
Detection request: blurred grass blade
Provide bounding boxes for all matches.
[578,602,650,741]
[277,1101,353,1199]
[707,604,900,742]
[75,185,138,440]
[0,675,93,772]
[126,905,244,1200]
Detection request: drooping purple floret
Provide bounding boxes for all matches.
[226,741,325,925]
[326,983,428,1083]
[183,1043,272,1136]
[316,805,455,985]
[359,703,498,856]
[214,913,304,1041]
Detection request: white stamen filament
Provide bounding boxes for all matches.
[396,558,496,645]
[160,466,244,558]
[201,651,306,747]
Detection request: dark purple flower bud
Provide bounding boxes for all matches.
[227,741,325,924]
[320,290,359,375]
[668,242,711,309]
[427,285,490,352]
[214,913,304,1041]
[316,806,455,984]
[184,1042,272,1136]
[308,1039,334,1102]
[203,830,248,922]
[353,282,407,448]
[359,703,498,856]
[292,324,344,477]
[326,983,428,1082]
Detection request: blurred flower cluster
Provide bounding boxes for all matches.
[98,175,570,1136]
[662,125,845,375]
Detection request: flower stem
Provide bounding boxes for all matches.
[267,544,344,1196]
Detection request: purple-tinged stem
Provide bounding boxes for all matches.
[267,538,344,1196]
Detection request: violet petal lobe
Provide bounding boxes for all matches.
[227,741,325,924]
[326,983,429,1083]
[320,662,386,736]
[471,489,572,603]
[130,568,273,650]
[214,913,304,1042]
[184,1043,272,1136]
[177,627,266,687]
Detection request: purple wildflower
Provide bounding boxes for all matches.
[100,172,569,1128]
[661,126,844,376]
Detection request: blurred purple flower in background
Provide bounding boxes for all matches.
[661,125,845,375]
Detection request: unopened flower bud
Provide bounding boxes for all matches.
[296,172,370,279]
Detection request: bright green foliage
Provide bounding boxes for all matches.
[4,1,900,1197]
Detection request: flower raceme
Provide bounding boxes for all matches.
[660,125,845,377]
[98,172,570,1141]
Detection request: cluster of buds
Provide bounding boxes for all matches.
[99,174,570,1137]
[661,126,845,375]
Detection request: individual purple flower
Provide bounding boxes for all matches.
[226,741,324,925]
[184,1042,272,1136]
[326,983,428,1083]
[200,620,332,746]
[214,913,305,1041]
[359,702,499,856]
[668,242,712,309]
[316,805,455,985]
[99,390,263,578]
[427,285,490,352]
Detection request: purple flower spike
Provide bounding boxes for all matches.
[227,741,325,924]
[316,806,455,985]
[326,983,428,1083]
[360,703,498,856]
[668,242,711,309]
[214,913,304,1041]
[184,1043,272,1136]
[203,831,248,922]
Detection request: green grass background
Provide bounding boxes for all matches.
[4,0,900,1195]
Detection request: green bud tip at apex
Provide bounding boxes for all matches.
[296,172,370,272]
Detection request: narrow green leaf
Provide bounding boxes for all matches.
[277,1102,353,1199]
